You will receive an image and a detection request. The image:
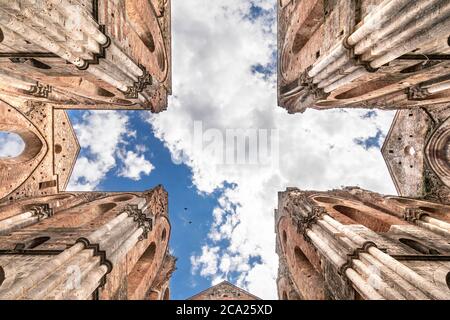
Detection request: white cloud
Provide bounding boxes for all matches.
[0,132,25,158]
[147,0,397,299]
[118,149,155,181]
[68,111,154,190]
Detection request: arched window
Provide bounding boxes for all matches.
[0,131,25,158]
[392,197,418,205]
[161,228,167,241]
[291,2,324,54]
[27,58,52,70]
[399,238,440,255]
[0,102,46,201]
[333,205,395,232]
[282,230,287,246]
[27,236,50,249]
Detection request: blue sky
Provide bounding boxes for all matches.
[67,110,223,299]
[61,1,397,300]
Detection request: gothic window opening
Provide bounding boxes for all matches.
[292,245,324,299]
[446,272,450,290]
[97,203,117,214]
[313,196,340,204]
[26,236,50,249]
[39,180,57,190]
[127,242,157,297]
[125,0,156,52]
[291,1,324,55]
[129,242,156,277]
[335,78,399,100]
[393,197,418,205]
[27,58,52,70]
[113,195,134,202]
[399,238,440,255]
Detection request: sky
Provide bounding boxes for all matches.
[0,0,397,300]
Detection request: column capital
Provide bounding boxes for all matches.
[30,203,53,220]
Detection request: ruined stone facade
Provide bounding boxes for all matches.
[188,281,261,300]
[0,0,171,112]
[0,1,174,300]
[276,187,450,300]
[0,186,173,300]
[278,0,450,113]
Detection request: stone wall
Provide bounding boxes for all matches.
[0,186,174,300]
[275,187,450,300]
